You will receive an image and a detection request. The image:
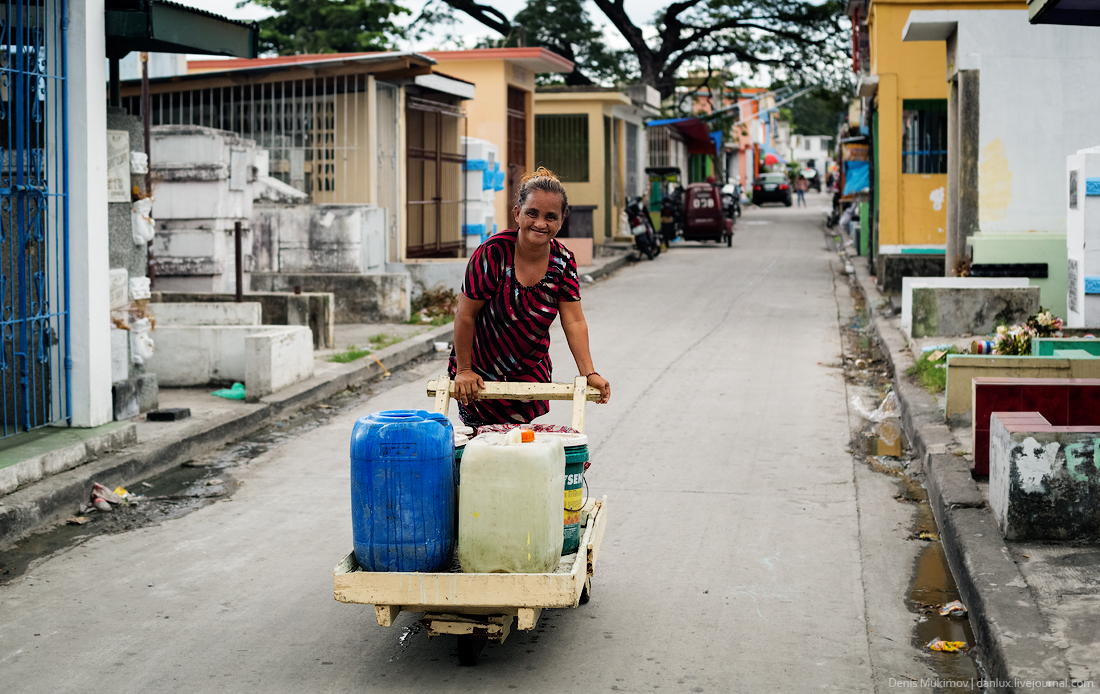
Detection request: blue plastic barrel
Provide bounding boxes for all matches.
[351,409,455,572]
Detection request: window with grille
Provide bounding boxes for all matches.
[902,100,947,174]
[121,75,370,203]
[534,114,588,183]
[648,126,670,168]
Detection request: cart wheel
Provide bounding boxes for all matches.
[579,576,592,605]
[457,633,488,666]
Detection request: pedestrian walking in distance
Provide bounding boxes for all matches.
[795,174,808,207]
[451,167,612,428]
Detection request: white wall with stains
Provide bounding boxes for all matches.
[905,9,1100,234]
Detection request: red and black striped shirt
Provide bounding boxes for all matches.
[448,230,581,426]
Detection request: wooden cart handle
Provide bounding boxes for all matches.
[427,376,598,433]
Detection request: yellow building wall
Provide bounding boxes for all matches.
[429,59,538,233]
[533,94,636,246]
[532,98,609,244]
[868,0,1025,248]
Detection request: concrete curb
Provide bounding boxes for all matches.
[0,423,137,497]
[0,323,455,550]
[842,251,1072,692]
[584,252,631,282]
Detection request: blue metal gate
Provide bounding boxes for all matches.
[0,0,69,438]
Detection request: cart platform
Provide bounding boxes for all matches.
[334,496,606,635]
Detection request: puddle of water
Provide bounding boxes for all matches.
[909,541,981,688]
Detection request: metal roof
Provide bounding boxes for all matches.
[105,0,258,59]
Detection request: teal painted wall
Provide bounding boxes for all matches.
[1032,338,1100,357]
[968,233,1068,318]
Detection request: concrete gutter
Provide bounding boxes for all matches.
[842,250,1073,692]
[0,322,455,550]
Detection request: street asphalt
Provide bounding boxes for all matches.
[0,192,955,692]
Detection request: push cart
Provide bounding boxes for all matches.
[333,375,609,665]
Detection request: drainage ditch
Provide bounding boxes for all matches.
[839,253,986,691]
[0,356,437,584]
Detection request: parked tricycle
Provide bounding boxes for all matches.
[682,182,734,246]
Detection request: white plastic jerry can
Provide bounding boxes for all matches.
[457,430,565,573]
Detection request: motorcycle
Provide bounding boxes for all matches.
[626,196,660,260]
[825,190,843,229]
[721,183,741,222]
[659,186,684,245]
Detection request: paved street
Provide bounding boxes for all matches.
[1,193,945,692]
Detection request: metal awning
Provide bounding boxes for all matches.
[646,117,717,155]
[105,0,258,59]
[1029,0,1100,26]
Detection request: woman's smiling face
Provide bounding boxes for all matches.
[514,189,565,247]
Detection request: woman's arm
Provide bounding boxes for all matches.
[558,300,611,404]
[453,293,487,405]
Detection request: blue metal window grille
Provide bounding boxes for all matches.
[0,0,70,438]
[902,99,948,175]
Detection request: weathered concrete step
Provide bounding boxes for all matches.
[0,422,137,497]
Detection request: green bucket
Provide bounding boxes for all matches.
[562,439,588,555]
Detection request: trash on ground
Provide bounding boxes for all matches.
[147,407,191,422]
[141,482,154,488]
[66,516,91,525]
[938,600,967,617]
[92,498,113,513]
[912,530,940,541]
[875,420,902,447]
[113,486,132,499]
[212,383,246,400]
[926,349,947,362]
[91,483,123,505]
[372,354,391,378]
[970,339,995,355]
[206,479,224,486]
[921,343,954,353]
[851,392,900,422]
[926,638,967,653]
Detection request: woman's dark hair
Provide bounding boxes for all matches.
[516,166,570,219]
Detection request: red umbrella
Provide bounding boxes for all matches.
[763,153,780,166]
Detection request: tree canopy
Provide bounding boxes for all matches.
[438,0,850,99]
[499,0,634,86]
[787,87,848,135]
[248,0,409,55]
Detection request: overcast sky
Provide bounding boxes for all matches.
[184,0,669,52]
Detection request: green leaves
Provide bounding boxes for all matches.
[250,0,410,55]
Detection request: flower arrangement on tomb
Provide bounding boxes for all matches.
[992,308,1064,356]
